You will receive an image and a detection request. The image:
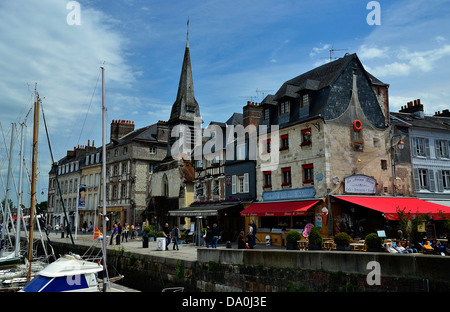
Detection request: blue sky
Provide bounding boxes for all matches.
[0,0,449,204]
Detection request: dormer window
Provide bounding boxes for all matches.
[301,94,309,108]
[280,101,289,115]
[264,108,270,120]
[186,105,196,112]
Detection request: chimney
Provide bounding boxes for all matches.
[110,119,135,141]
[435,109,450,117]
[243,101,262,128]
[156,120,168,143]
[399,99,424,118]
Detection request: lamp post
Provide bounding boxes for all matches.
[391,134,405,196]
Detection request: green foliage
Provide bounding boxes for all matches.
[364,233,383,249]
[156,231,165,237]
[308,226,323,245]
[396,207,430,244]
[334,232,351,246]
[286,230,302,243]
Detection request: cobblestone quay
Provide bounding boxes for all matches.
[47,233,450,292]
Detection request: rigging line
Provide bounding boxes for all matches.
[40,102,77,254]
[76,68,101,147]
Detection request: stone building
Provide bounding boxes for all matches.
[47,142,95,230]
[391,101,450,207]
[103,119,168,229]
[80,146,102,230]
[243,53,400,239]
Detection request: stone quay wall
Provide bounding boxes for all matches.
[50,241,450,292]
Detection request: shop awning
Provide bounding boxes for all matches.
[334,196,450,220]
[168,204,238,217]
[240,200,319,217]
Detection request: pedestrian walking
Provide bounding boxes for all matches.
[204,226,213,248]
[163,223,171,250]
[130,223,135,239]
[116,223,122,245]
[249,220,257,248]
[110,223,118,245]
[211,223,220,248]
[171,224,180,250]
[122,223,129,242]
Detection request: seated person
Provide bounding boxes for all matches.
[394,239,415,253]
[433,240,448,256]
[420,240,434,253]
[404,240,418,253]
[384,243,403,254]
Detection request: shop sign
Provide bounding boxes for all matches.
[262,187,316,201]
[344,175,376,194]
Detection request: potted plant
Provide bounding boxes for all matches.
[308,226,323,250]
[334,232,351,251]
[286,230,301,250]
[179,232,187,244]
[365,233,383,252]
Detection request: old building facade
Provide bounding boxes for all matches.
[391,102,450,206]
[246,53,401,238]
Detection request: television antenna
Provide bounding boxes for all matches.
[256,89,274,100]
[327,48,348,62]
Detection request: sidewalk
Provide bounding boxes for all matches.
[49,232,281,262]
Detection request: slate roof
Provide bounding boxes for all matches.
[259,53,388,129]
[391,112,450,131]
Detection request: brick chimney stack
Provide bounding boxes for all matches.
[156,120,168,143]
[435,109,450,117]
[399,99,424,118]
[243,101,262,128]
[110,120,135,141]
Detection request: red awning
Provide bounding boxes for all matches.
[334,196,450,220]
[240,200,319,217]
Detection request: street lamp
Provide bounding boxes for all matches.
[391,135,405,196]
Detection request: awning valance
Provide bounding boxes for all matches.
[334,196,450,220]
[168,204,239,217]
[240,200,319,217]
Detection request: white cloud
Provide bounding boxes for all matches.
[368,45,450,77]
[309,43,331,57]
[0,0,135,202]
[358,45,389,59]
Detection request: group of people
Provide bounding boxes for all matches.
[384,239,418,254]
[421,239,449,255]
[109,222,138,245]
[163,222,181,250]
[237,220,257,249]
[203,223,221,248]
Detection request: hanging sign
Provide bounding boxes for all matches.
[78,184,86,207]
[344,175,376,194]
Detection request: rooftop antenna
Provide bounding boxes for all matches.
[239,95,257,102]
[256,89,274,100]
[328,48,348,62]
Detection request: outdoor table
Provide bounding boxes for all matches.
[350,243,365,251]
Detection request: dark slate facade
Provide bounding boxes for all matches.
[260,53,387,130]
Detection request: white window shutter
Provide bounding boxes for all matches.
[244,173,249,193]
[232,175,237,194]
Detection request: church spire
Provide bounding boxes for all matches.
[186,18,189,48]
[169,20,200,124]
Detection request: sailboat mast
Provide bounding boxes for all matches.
[101,66,108,292]
[27,88,40,282]
[0,123,15,258]
[14,123,25,257]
